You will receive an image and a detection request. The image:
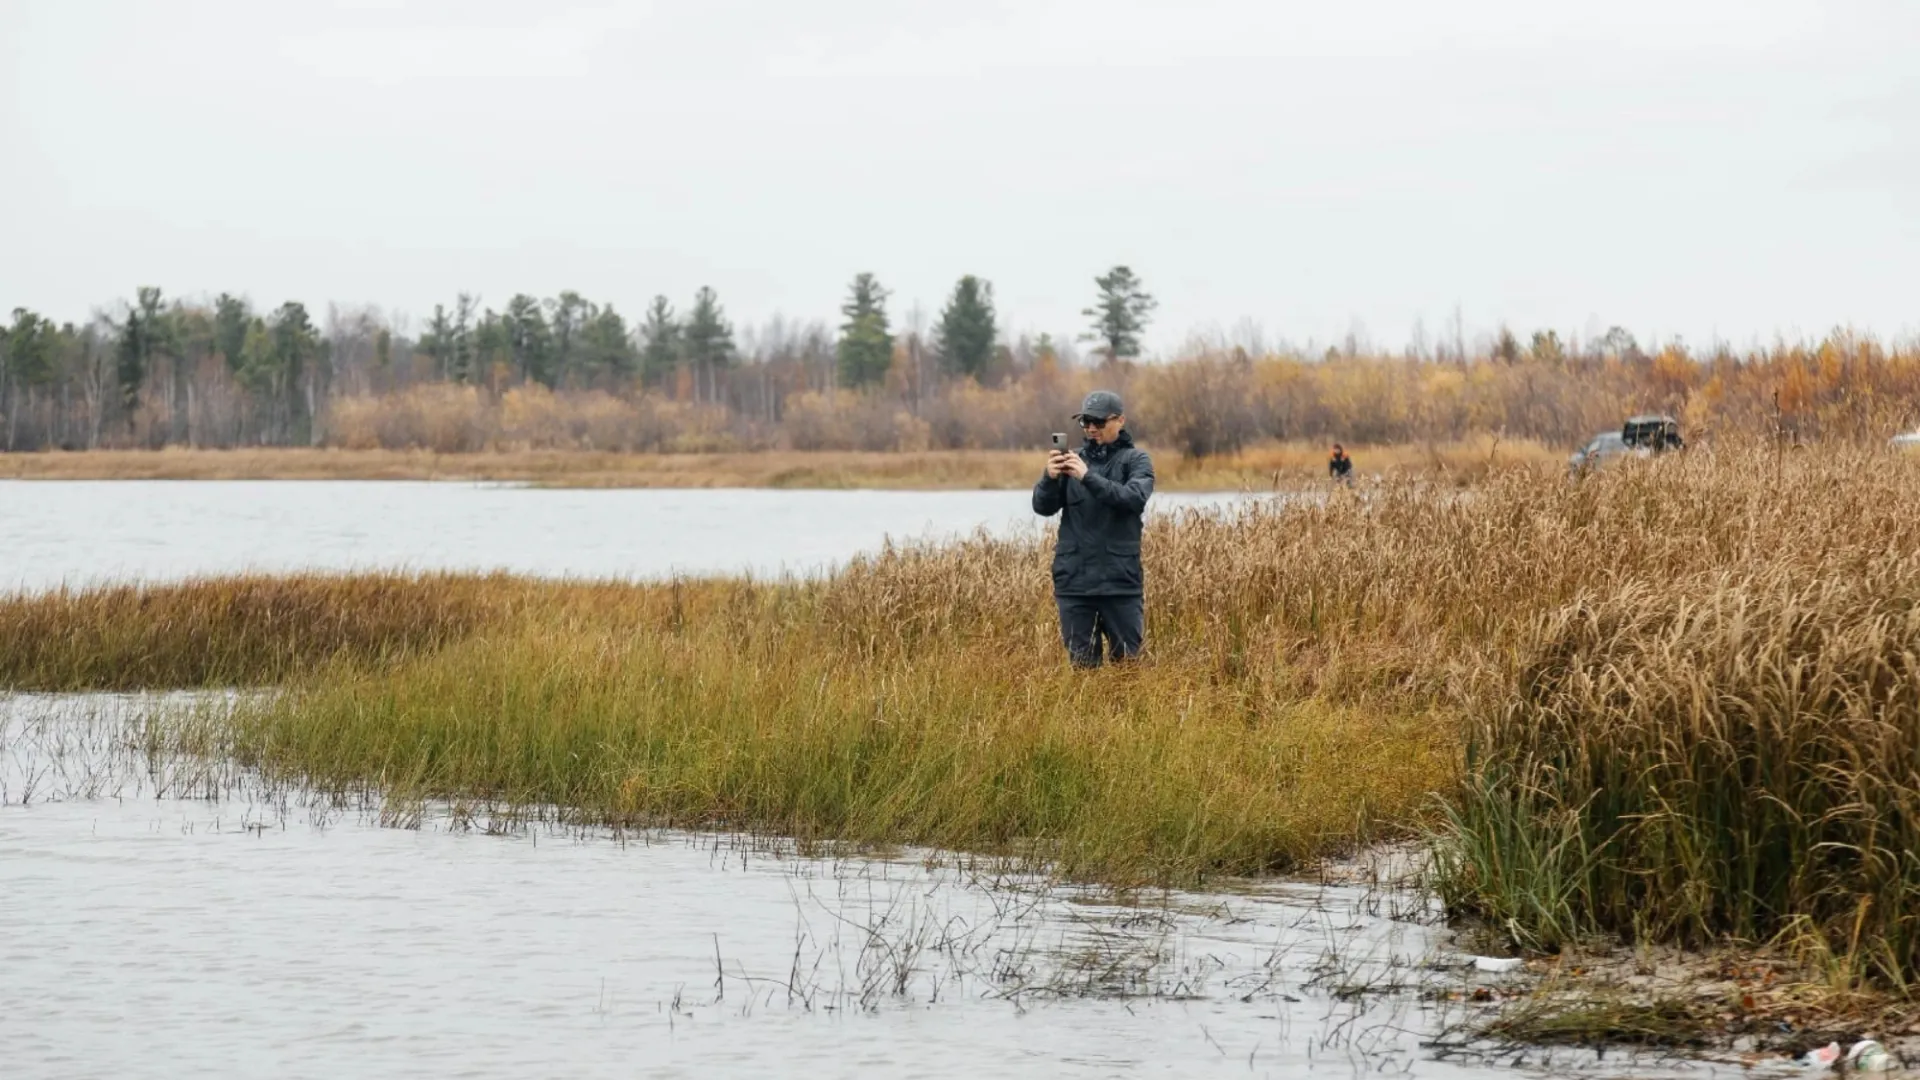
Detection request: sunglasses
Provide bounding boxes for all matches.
[1079,416,1115,429]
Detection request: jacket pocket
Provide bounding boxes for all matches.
[1106,541,1143,590]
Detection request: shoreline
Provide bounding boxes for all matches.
[0,441,1558,489]
[1456,939,1920,1067]
[1333,847,1920,1065]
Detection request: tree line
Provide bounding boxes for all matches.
[0,266,1155,452]
[2,267,1915,456]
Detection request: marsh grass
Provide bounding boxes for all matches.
[0,575,509,689]
[1432,450,1920,985]
[187,612,1451,883]
[1435,557,1920,982]
[9,445,1920,909]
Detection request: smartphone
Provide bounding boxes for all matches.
[1050,432,1068,451]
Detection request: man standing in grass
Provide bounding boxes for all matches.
[1329,443,1354,485]
[1034,390,1156,668]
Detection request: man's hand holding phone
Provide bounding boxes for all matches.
[1046,432,1086,480]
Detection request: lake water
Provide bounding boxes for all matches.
[0,695,1789,1080]
[1,480,1247,593]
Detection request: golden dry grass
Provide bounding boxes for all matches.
[0,574,503,688]
[1438,556,1920,982]
[0,439,1561,489]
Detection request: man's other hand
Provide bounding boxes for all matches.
[1045,451,1067,478]
[1060,451,1088,480]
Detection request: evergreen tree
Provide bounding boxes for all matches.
[638,295,680,388]
[269,301,319,441]
[114,287,173,432]
[2,308,55,450]
[213,294,251,374]
[935,275,997,380]
[578,304,635,380]
[448,293,478,384]
[5,308,55,389]
[1492,326,1522,364]
[1081,265,1156,361]
[681,286,734,403]
[835,273,894,389]
[235,317,276,394]
[503,294,552,385]
[473,310,511,382]
[547,291,588,385]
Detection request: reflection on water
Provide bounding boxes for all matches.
[0,480,1249,593]
[0,694,1785,1078]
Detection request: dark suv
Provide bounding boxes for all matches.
[1621,414,1684,452]
[1570,415,1683,474]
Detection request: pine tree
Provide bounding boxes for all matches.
[114,287,173,433]
[638,296,680,389]
[835,273,894,389]
[1081,265,1156,361]
[5,309,54,389]
[3,308,55,450]
[579,304,636,380]
[213,294,251,374]
[935,275,997,380]
[547,291,588,385]
[681,287,734,404]
[269,301,319,442]
[448,293,478,384]
[1493,326,1521,364]
[473,310,511,383]
[236,317,275,395]
[504,294,552,385]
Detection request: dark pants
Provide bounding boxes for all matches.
[1056,594,1145,668]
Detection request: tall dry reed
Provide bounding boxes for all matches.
[0,574,501,689]
[1435,556,1920,985]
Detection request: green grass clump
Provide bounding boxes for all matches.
[204,614,1450,884]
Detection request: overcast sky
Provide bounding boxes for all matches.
[3,0,1915,353]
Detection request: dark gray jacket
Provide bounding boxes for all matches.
[1031,430,1156,596]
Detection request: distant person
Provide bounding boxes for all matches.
[1033,390,1156,668]
[1329,443,1354,484]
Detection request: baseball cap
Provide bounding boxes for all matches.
[1073,390,1125,421]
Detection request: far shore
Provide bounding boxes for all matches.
[0,439,1558,490]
